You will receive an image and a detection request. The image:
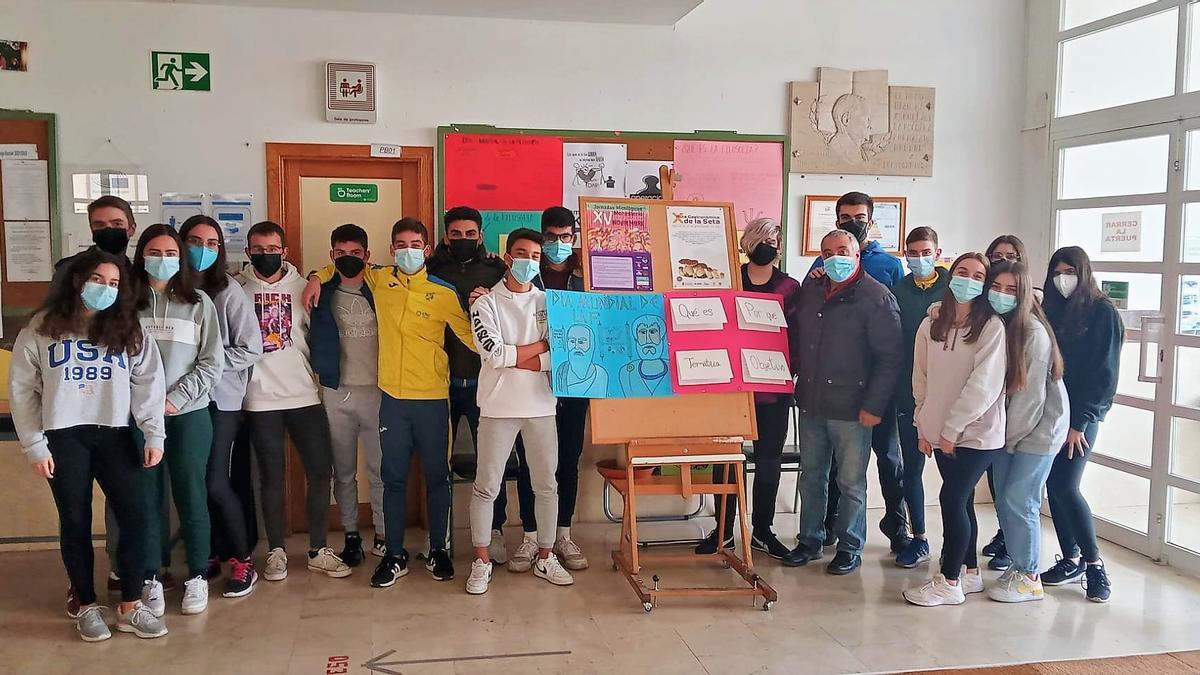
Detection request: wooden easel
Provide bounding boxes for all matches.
[578,195,778,612]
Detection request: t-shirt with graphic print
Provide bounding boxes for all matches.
[332,284,379,387]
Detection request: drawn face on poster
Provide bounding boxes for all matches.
[554,324,609,398]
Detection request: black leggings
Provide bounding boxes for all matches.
[1047,421,1101,562]
[46,426,146,605]
[935,447,997,580]
[207,407,251,560]
[246,405,334,551]
[713,400,791,535]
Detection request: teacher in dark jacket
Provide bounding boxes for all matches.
[783,229,903,575]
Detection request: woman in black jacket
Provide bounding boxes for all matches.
[1039,246,1122,603]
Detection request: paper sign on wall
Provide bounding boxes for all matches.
[3,220,52,282]
[211,193,253,264]
[1101,211,1141,253]
[481,210,541,255]
[585,202,654,291]
[736,296,787,332]
[676,349,734,385]
[563,143,626,220]
[669,296,727,332]
[1,159,49,220]
[741,349,790,385]
[672,140,784,233]
[0,144,37,160]
[444,134,563,211]
[666,205,732,289]
[626,160,670,199]
[161,193,205,229]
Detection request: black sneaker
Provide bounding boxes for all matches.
[982,529,1005,558]
[370,550,409,588]
[826,551,862,575]
[750,531,791,560]
[1084,562,1111,603]
[889,533,913,556]
[425,549,454,581]
[781,543,823,568]
[1041,556,1083,586]
[987,543,1012,571]
[694,529,734,555]
[340,531,365,568]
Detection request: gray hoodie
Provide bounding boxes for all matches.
[9,318,167,463]
[1005,319,1070,455]
[208,281,263,411]
[139,287,224,415]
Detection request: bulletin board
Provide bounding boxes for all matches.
[435,124,790,269]
[578,196,757,445]
[0,109,60,350]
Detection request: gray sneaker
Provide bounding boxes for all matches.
[116,603,168,639]
[76,605,112,642]
[141,579,166,618]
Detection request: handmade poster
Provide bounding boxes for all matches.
[625,160,671,199]
[668,295,727,332]
[675,349,734,386]
[563,143,626,221]
[736,295,788,332]
[665,290,793,395]
[3,220,52,282]
[666,205,732,289]
[584,202,653,291]
[481,210,541,255]
[672,140,784,234]
[443,133,562,211]
[211,193,253,264]
[161,192,205,230]
[546,290,671,399]
[1,159,49,220]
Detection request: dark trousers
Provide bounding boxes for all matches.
[1047,421,1101,562]
[47,426,146,604]
[713,400,791,535]
[826,403,908,539]
[380,396,451,553]
[207,407,252,560]
[896,407,926,536]
[246,404,333,551]
[935,447,997,580]
[497,397,591,532]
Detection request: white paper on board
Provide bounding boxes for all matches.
[3,221,53,282]
[1,159,50,221]
[669,296,727,332]
[563,143,626,219]
[741,349,791,384]
[675,348,734,385]
[161,192,206,230]
[625,160,671,198]
[736,296,787,332]
[0,144,38,160]
[211,193,253,264]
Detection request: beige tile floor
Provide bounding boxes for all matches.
[3,509,1200,675]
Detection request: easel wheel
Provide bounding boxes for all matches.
[642,602,654,613]
[762,601,774,611]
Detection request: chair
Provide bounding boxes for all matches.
[742,403,803,516]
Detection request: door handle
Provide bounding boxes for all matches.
[1138,314,1164,384]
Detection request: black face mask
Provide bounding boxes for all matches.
[334,255,366,279]
[93,227,129,255]
[838,219,869,244]
[448,238,481,262]
[749,243,778,266]
[250,253,283,278]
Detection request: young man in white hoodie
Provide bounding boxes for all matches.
[465,228,573,595]
[238,221,350,582]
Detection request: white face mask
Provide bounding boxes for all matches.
[1054,273,1078,298]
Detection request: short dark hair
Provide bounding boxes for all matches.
[506,228,544,253]
[906,226,939,247]
[87,195,136,227]
[541,206,575,232]
[443,206,482,229]
[331,223,368,250]
[247,221,286,245]
[391,217,429,243]
[836,191,873,219]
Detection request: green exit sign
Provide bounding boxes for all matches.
[329,183,378,203]
[151,51,211,91]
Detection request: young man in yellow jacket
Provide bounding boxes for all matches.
[303,218,475,588]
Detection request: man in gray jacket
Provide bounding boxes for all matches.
[783,230,903,575]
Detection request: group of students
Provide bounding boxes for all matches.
[11,196,592,642]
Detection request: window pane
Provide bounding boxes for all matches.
[1189,4,1200,92]
[1059,135,1169,199]
[1063,0,1155,29]
[1185,204,1200,262]
[1093,404,1154,466]
[1182,276,1200,336]
[1188,132,1200,192]
[1171,418,1200,482]
[1094,271,1160,330]
[1081,462,1150,533]
[1177,347,1200,408]
[1058,9,1178,117]
[1056,205,1166,262]
[1118,339,1156,399]
[1168,487,1200,555]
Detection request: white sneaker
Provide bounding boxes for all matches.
[532,553,575,587]
[961,567,985,595]
[180,575,208,615]
[903,574,966,607]
[488,529,509,565]
[76,605,112,642]
[116,602,168,639]
[553,536,589,571]
[141,579,166,618]
[264,547,288,582]
[988,568,1045,603]
[507,536,538,573]
[307,547,352,578]
[466,558,493,595]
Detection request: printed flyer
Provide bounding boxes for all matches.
[666,205,732,289]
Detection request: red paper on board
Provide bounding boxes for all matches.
[443,133,564,211]
[665,290,793,395]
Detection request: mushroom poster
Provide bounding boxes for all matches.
[666,205,732,289]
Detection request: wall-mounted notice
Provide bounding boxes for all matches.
[211,193,253,264]
[3,221,52,282]
[1101,211,1141,253]
[585,202,653,291]
[161,193,205,229]
[563,143,626,220]
[1,159,49,220]
[325,61,376,123]
[481,210,541,256]
[626,160,670,199]
[672,140,784,234]
[0,144,37,160]
[666,205,731,289]
[443,133,562,211]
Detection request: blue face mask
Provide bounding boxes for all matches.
[988,289,1018,314]
[906,255,935,279]
[509,257,540,284]
[824,255,857,283]
[543,241,572,265]
[143,255,180,281]
[81,281,118,311]
[186,245,218,272]
[949,275,985,303]
[394,247,425,275]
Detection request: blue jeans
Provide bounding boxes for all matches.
[990,450,1056,574]
[798,415,872,555]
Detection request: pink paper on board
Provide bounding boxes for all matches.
[665,290,793,395]
[672,140,784,232]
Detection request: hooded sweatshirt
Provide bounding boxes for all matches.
[1005,319,1070,455]
[139,286,224,415]
[208,281,264,411]
[470,280,556,419]
[238,262,321,412]
[9,317,167,463]
[912,314,1007,450]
